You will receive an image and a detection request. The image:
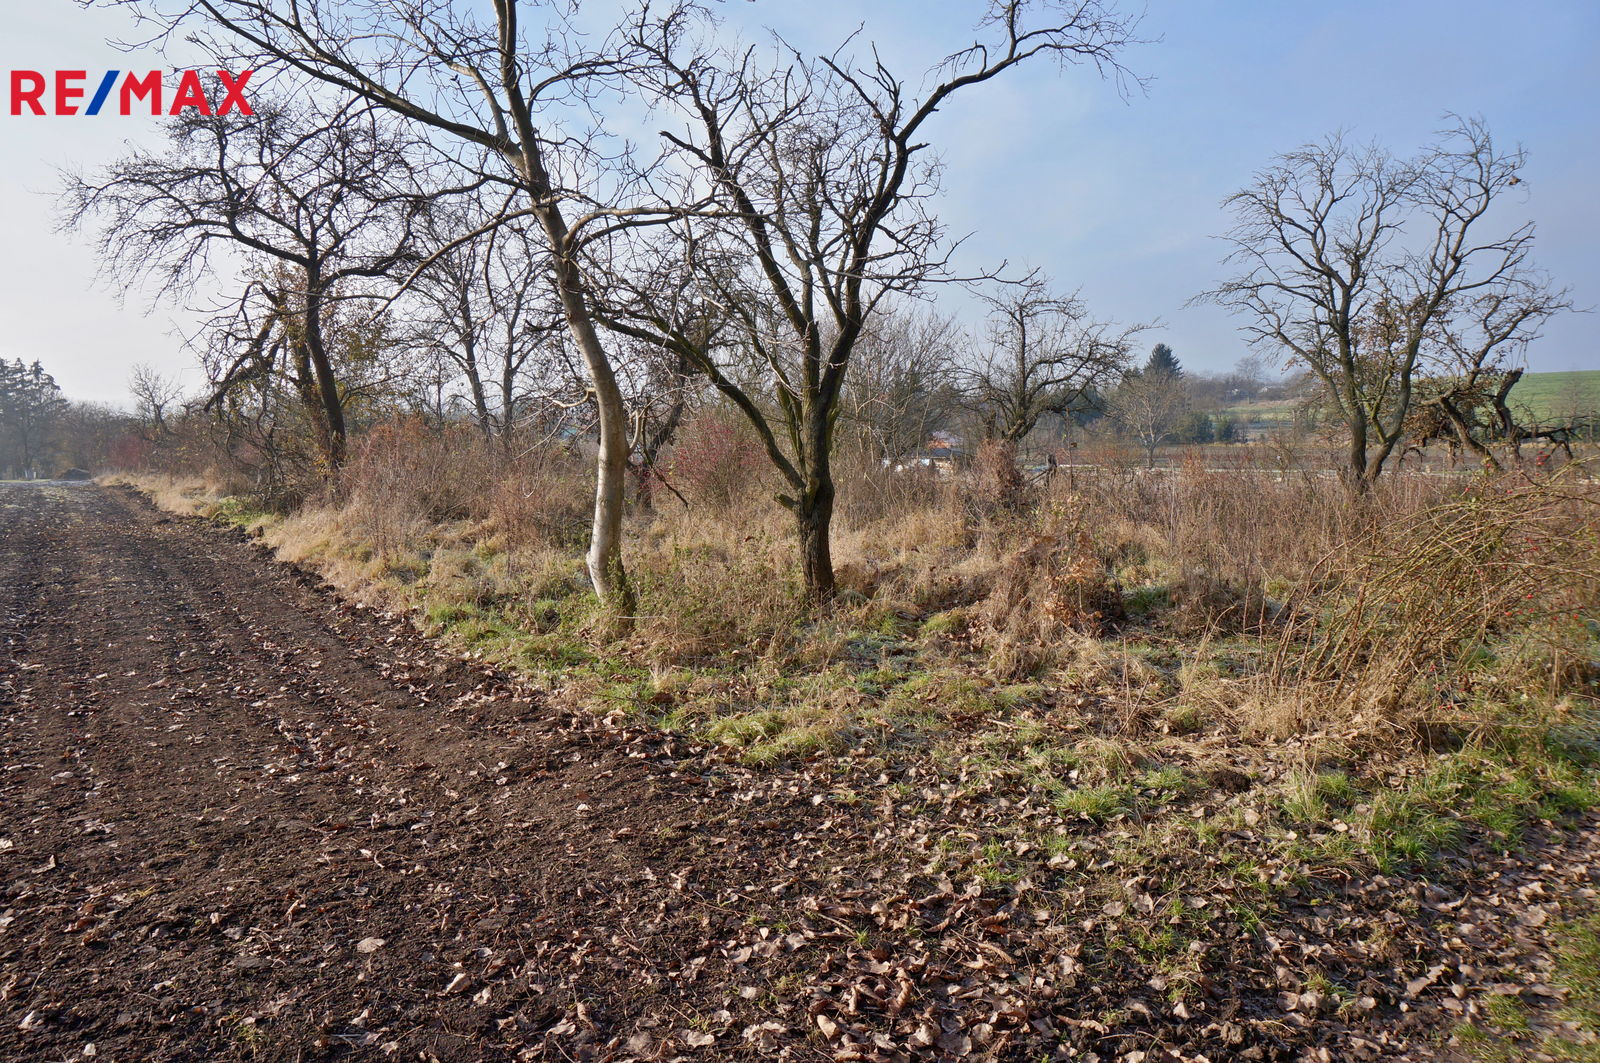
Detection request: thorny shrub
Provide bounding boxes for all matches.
[486,456,592,551]
[1269,464,1600,747]
[341,419,495,551]
[666,413,769,511]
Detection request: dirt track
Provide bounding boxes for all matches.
[6,482,1600,1063]
[0,482,837,1062]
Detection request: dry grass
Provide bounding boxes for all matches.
[112,421,1600,906]
[1262,465,1600,743]
[103,472,242,519]
[122,419,1598,788]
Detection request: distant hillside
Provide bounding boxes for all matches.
[1211,369,1599,433]
[1507,370,1600,423]
[1214,397,1298,429]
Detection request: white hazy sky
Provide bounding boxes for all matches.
[3,0,1597,407]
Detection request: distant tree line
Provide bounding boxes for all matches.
[0,358,134,480]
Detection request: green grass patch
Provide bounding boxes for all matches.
[1462,912,1600,1060]
[1053,784,1133,821]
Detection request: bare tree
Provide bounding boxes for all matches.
[128,363,184,438]
[604,1,1143,599]
[1201,117,1569,489]
[91,0,721,612]
[195,291,332,498]
[843,305,962,468]
[407,200,559,441]
[617,338,703,505]
[1108,366,1187,468]
[63,98,427,469]
[1230,354,1269,401]
[960,276,1139,446]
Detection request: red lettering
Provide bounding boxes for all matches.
[167,69,210,115]
[120,71,162,116]
[55,70,86,115]
[215,70,253,115]
[10,71,45,115]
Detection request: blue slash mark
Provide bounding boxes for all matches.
[85,71,120,115]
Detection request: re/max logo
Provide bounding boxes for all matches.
[7,70,254,116]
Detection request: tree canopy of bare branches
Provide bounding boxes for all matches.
[93,0,722,613]
[1200,116,1569,489]
[128,363,185,438]
[960,277,1140,446]
[842,306,962,468]
[1107,363,1188,468]
[87,0,1143,604]
[62,97,428,468]
[404,198,562,441]
[598,0,1144,598]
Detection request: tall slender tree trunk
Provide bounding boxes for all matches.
[499,361,518,450]
[499,318,524,444]
[583,356,636,616]
[539,218,636,617]
[457,326,492,437]
[513,144,635,617]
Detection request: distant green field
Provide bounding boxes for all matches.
[1214,369,1600,428]
[1213,398,1298,426]
[1506,370,1600,422]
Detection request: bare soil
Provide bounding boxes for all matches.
[1,482,1595,1062]
[0,482,844,1062]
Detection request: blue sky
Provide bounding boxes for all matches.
[2,0,1595,404]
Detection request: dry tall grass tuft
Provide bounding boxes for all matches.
[968,440,1029,516]
[1266,464,1600,747]
[976,525,1124,680]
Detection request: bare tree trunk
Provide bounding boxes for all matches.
[288,332,340,471]
[458,326,492,437]
[540,228,636,617]
[1345,415,1371,493]
[795,480,836,602]
[792,407,837,601]
[303,316,347,467]
[586,364,635,616]
[1362,435,1404,490]
[498,359,518,451]
[499,313,526,446]
[1435,396,1503,472]
[1492,368,1525,460]
[635,370,690,509]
